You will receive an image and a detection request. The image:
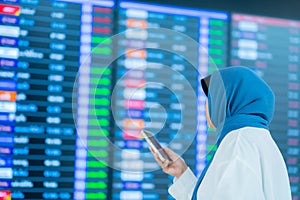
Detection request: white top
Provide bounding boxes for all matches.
[168,127,292,200]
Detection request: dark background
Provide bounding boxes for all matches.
[125,0,300,20]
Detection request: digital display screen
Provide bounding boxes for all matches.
[74,1,115,200]
[0,0,115,199]
[112,2,228,199]
[0,1,82,199]
[231,13,300,199]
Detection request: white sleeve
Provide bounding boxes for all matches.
[210,156,265,200]
[168,167,197,200]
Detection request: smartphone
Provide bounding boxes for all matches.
[141,130,172,162]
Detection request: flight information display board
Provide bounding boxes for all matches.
[0,0,115,199]
[74,1,115,200]
[231,13,300,200]
[0,1,81,199]
[112,2,229,199]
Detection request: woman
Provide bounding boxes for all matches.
[150,66,291,200]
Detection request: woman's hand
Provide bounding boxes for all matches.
[149,146,188,179]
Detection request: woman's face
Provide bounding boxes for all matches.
[206,100,216,129]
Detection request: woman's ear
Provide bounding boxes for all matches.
[206,100,216,130]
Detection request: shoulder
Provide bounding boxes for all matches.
[220,126,270,148]
[214,127,270,163]
[222,126,270,143]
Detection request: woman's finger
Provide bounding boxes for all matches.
[149,146,155,154]
[148,146,163,165]
[149,146,171,170]
[162,160,170,169]
[153,151,163,166]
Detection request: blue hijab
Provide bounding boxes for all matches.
[191,66,275,199]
